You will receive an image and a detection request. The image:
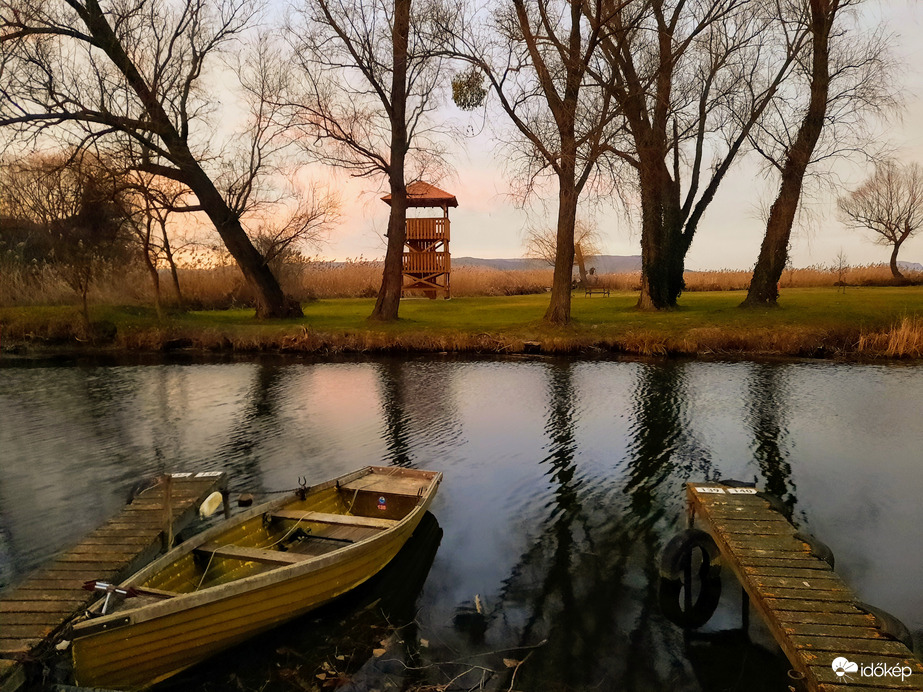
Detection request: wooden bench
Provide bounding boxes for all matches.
[271,510,397,530]
[584,286,610,297]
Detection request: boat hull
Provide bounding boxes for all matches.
[71,468,439,690]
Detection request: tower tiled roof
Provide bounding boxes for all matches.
[381,181,458,207]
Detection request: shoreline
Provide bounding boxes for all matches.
[2,319,919,364]
[3,288,923,362]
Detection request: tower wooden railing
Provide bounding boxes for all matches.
[403,251,450,273]
[405,217,449,241]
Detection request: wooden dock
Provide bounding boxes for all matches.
[0,472,227,690]
[687,482,923,691]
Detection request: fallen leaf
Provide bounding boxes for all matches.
[372,648,387,657]
[503,658,521,668]
[316,673,327,681]
[419,638,429,647]
[336,654,346,661]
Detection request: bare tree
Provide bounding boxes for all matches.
[127,175,194,308]
[593,0,804,309]
[247,177,340,272]
[118,169,200,317]
[833,248,848,292]
[0,0,302,318]
[838,160,923,281]
[285,0,451,321]
[448,0,622,324]
[524,217,603,286]
[0,153,132,324]
[742,0,896,306]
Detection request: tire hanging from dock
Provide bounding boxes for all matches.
[857,601,915,650]
[658,528,723,628]
[792,531,835,568]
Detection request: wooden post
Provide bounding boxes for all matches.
[222,490,231,519]
[161,474,173,552]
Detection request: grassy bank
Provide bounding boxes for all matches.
[3,286,923,359]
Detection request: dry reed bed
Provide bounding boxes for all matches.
[4,261,921,310]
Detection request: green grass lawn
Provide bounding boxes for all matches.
[3,286,923,357]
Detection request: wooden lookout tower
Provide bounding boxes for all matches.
[383,181,457,299]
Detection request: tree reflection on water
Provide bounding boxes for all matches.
[441,361,793,692]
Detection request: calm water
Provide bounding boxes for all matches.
[1,357,922,691]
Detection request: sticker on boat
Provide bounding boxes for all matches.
[726,488,758,494]
[698,487,725,493]
[378,496,387,510]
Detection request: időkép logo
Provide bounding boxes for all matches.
[832,657,913,681]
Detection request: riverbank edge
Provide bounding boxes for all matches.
[1,318,920,361]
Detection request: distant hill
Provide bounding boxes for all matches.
[454,254,642,273]
[898,260,923,272]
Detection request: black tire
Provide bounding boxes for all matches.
[659,529,723,629]
[717,478,757,488]
[857,602,914,650]
[793,532,834,569]
[660,529,722,580]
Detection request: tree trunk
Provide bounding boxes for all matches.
[544,176,579,324]
[372,181,407,321]
[574,242,589,287]
[742,0,833,308]
[889,242,905,279]
[183,164,300,319]
[637,160,685,310]
[80,280,91,329]
[161,227,184,306]
[742,169,808,307]
[142,246,163,320]
[369,0,410,322]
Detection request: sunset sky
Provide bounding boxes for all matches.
[313,0,923,271]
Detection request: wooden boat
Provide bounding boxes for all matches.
[70,466,442,690]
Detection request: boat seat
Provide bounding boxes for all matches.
[270,510,398,530]
[340,476,428,497]
[196,543,310,565]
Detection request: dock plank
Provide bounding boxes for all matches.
[757,587,857,602]
[775,611,879,627]
[751,575,849,590]
[765,598,866,614]
[0,600,85,614]
[711,519,797,535]
[743,566,836,578]
[790,636,912,657]
[0,640,39,657]
[784,624,890,640]
[687,483,923,692]
[0,472,226,670]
